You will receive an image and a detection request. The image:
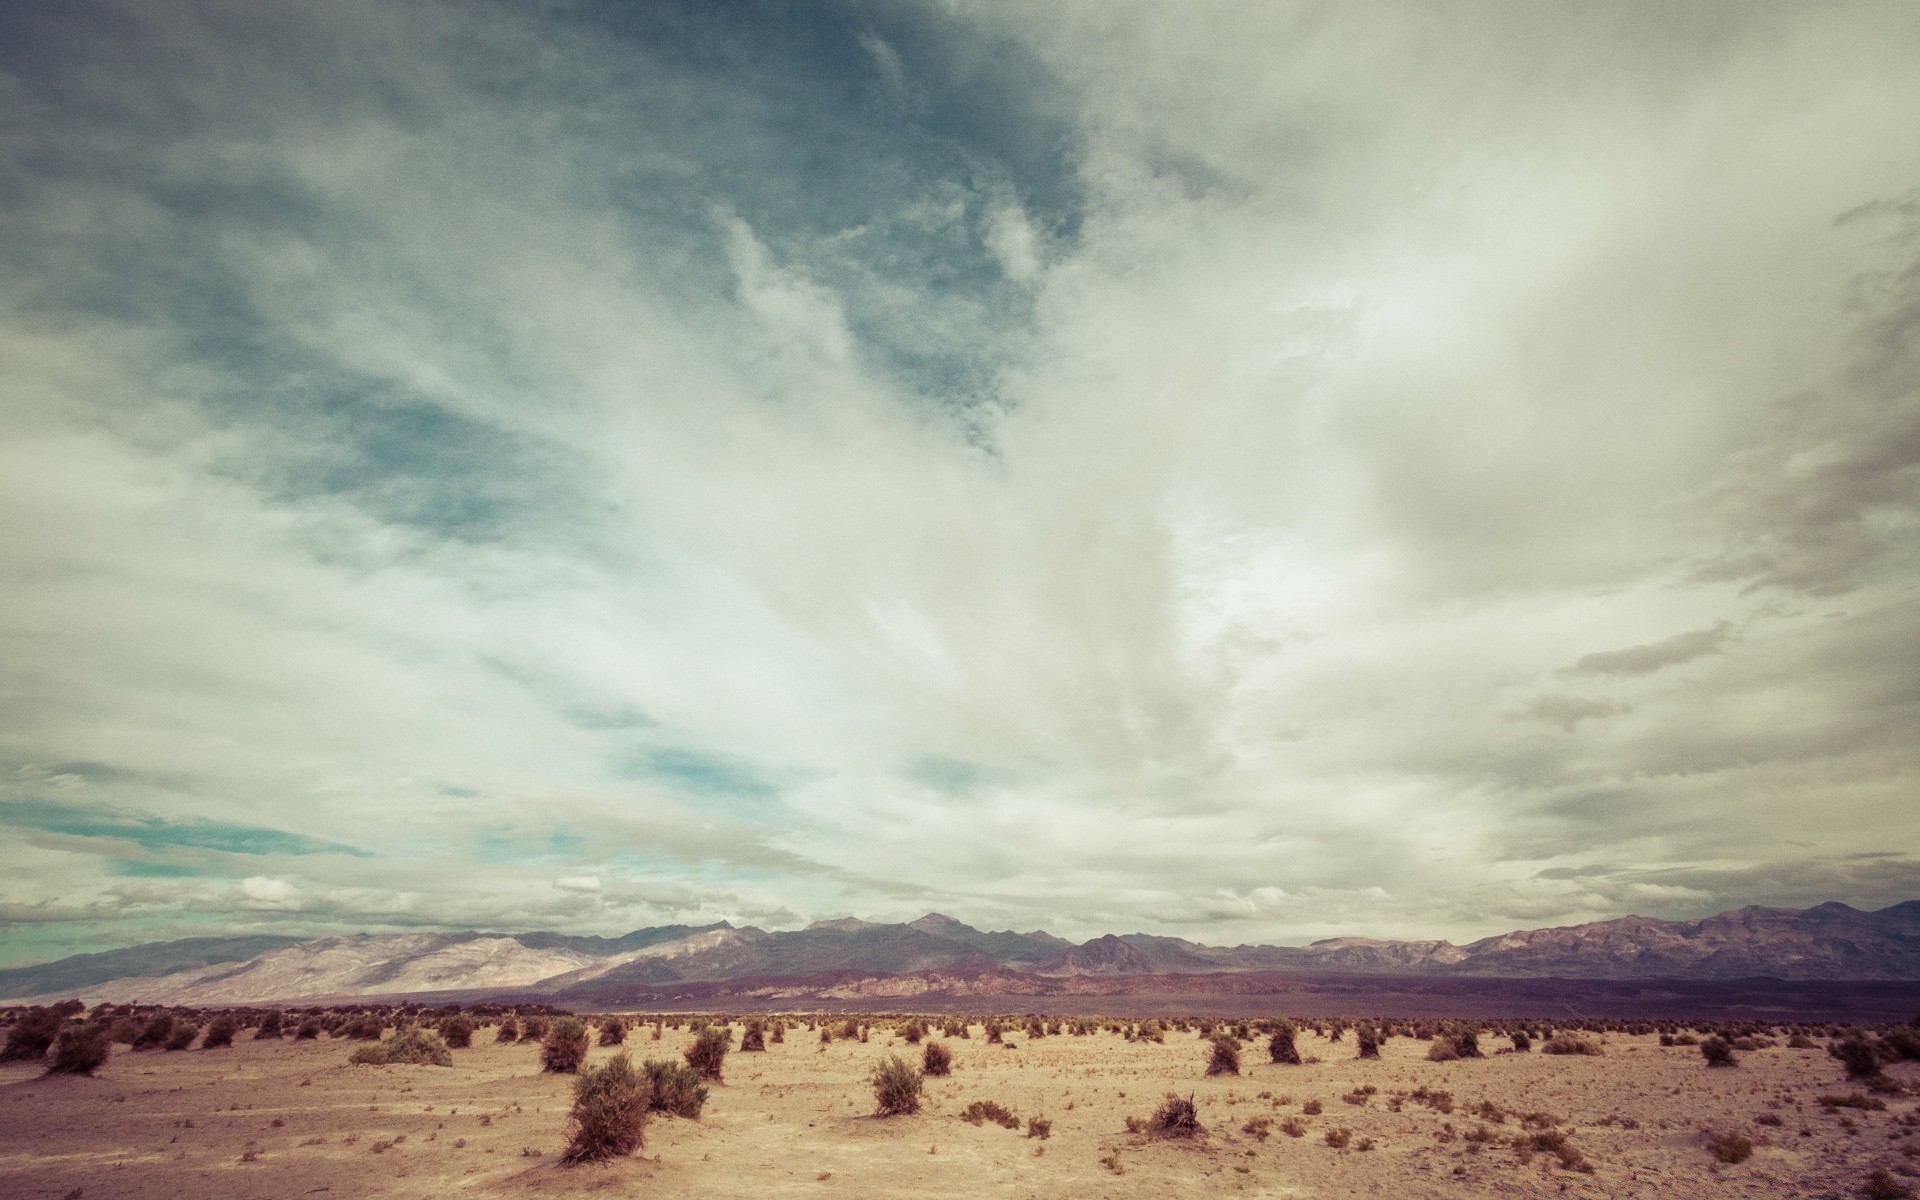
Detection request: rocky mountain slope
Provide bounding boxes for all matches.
[4,901,1916,1004]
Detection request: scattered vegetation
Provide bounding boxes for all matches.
[350,1026,453,1067]
[641,1059,709,1118]
[1205,1034,1241,1076]
[922,1041,953,1076]
[47,1024,112,1075]
[1149,1094,1203,1139]
[1268,1023,1302,1065]
[542,1018,590,1074]
[561,1053,648,1165]
[1701,1036,1737,1067]
[685,1026,730,1082]
[1542,1034,1602,1056]
[870,1054,923,1116]
[1704,1129,1753,1164]
[962,1100,1020,1128]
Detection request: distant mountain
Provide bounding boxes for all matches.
[3,901,1917,1005]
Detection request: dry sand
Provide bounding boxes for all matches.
[2,1021,1914,1199]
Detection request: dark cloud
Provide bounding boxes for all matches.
[1571,621,1731,676]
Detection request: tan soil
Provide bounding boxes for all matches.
[1,1023,1913,1198]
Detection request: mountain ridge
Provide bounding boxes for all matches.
[4,900,1917,1004]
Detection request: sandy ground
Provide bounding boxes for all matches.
[2,1021,1914,1199]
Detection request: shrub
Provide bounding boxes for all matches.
[351,1026,453,1067]
[561,1053,649,1165]
[641,1059,709,1118]
[496,1017,520,1043]
[1542,1035,1601,1056]
[133,1013,176,1051]
[1356,1026,1380,1059]
[202,1015,238,1049]
[902,1021,925,1044]
[254,1011,283,1040]
[1832,1036,1884,1079]
[294,1020,321,1040]
[985,1021,1004,1045]
[1243,1116,1273,1141]
[165,1024,199,1051]
[1864,1166,1914,1200]
[770,1021,784,1043]
[963,1100,1020,1128]
[1,1008,64,1063]
[1027,1115,1051,1139]
[441,1015,474,1048]
[520,1016,550,1042]
[1427,1038,1460,1062]
[922,1041,953,1076]
[107,1016,143,1044]
[1150,1094,1202,1139]
[47,1024,112,1075]
[685,1027,729,1082]
[1511,1031,1532,1053]
[1206,1034,1241,1076]
[1452,1027,1482,1058]
[1701,1037,1737,1068]
[870,1054,923,1116]
[739,1021,765,1052]
[1704,1129,1752,1164]
[1325,1127,1352,1149]
[1279,1115,1307,1137]
[597,1018,626,1047]
[1269,1024,1301,1065]
[1303,1098,1323,1115]
[542,1018,590,1074]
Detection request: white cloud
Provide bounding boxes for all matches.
[555,876,602,894]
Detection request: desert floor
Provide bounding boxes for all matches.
[2,1022,1914,1199]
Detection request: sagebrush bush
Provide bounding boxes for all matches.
[1324,1126,1352,1149]
[597,1018,626,1047]
[107,1016,143,1044]
[871,1054,923,1116]
[1356,1027,1380,1059]
[1542,1035,1602,1056]
[922,1041,952,1076]
[520,1016,551,1042]
[685,1026,729,1081]
[496,1017,520,1043]
[165,1024,199,1051]
[1704,1129,1752,1164]
[202,1015,238,1049]
[1149,1094,1202,1139]
[1701,1037,1737,1068]
[253,1010,282,1039]
[351,1026,453,1067]
[1831,1036,1882,1079]
[47,1024,112,1075]
[962,1099,1020,1128]
[902,1021,925,1044]
[295,1019,321,1040]
[739,1020,765,1052]
[1269,1024,1301,1065]
[1427,1038,1460,1062]
[561,1053,649,1165]
[441,1015,474,1048]
[1,1008,63,1063]
[641,1059,709,1117]
[542,1018,590,1073]
[1206,1034,1241,1076]
[1452,1026,1482,1058]
[132,1013,175,1051]
[1511,1030,1532,1053]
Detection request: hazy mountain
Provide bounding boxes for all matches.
[4,901,1916,1004]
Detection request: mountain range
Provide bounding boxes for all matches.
[3,900,1917,1006]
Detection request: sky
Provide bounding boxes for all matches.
[2,1,1918,966]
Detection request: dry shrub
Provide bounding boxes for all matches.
[1521,1129,1594,1172]
[1701,1037,1737,1067]
[870,1054,923,1116]
[201,1015,238,1049]
[1832,1036,1884,1080]
[132,1013,175,1050]
[902,1021,925,1044]
[441,1015,474,1048]
[1279,1115,1308,1137]
[1268,1024,1301,1065]
[685,1027,730,1081]
[1704,1129,1753,1164]
[1150,1094,1202,1138]
[739,1021,765,1052]
[561,1053,648,1165]
[1452,1027,1482,1058]
[107,1016,143,1044]
[165,1024,199,1051]
[1510,1030,1532,1053]
[496,1017,520,1043]
[2,1009,64,1063]
[294,1020,321,1040]
[1206,1034,1241,1076]
[1324,1127,1352,1149]
[1356,1027,1380,1059]
[1303,1098,1323,1115]
[520,1016,550,1042]
[1542,1035,1602,1056]
[254,1010,283,1039]
[922,1041,952,1076]
[963,1100,1020,1128]
[1026,1115,1051,1139]
[597,1018,626,1047]
[542,1018,590,1073]
[770,1021,784,1043]
[47,1024,112,1075]
[642,1059,709,1117]
[1427,1038,1460,1062]
[1864,1166,1915,1200]
[352,1026,453,1067]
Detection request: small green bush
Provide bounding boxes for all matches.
[685,1026,729,1081]
[871,1054,923,1116]
[641,1059,709,1118]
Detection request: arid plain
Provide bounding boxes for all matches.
[5,1015,1917,1200]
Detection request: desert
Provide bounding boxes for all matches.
[5,1004,1919,1200]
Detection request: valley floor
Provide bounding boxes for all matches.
[1,1021,1913,1199]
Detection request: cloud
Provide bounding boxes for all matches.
[554,876,602,894]
[1571,622,1732,676]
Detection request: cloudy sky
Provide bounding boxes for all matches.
[2,1,1917,965]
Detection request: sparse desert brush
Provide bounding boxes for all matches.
[1,1007,63,1063]
[901,1021,925,1044]
[922,1041,953,1076]
[351,1026,453,1067]
[253,1011,283,1039]
[685,1026,730,1081]
[441,1015,474,1048]
[1701,1036,1738,1067]
[1832,1035,1885,1080]
[1703,1129,1753,1164]
[295,1019,321,1040]
[1521,1129,1594,1173]
[1427,1037,1460,1062]
[132,1013,175,1050]
[739,1020,765,1052]
[1243,1116,1274,1141]
[1324,1126,1352,1149]
[837,1018,860,1040]
[1279,1115,1308,1137]
[202,1015,238,1049]
[1026,1115,1051,1139]
[819,1024,833,1043]
[770,1021,784,1043]
[870,1054,923,1116]
[963,1100,1020,1128]
[641,1059,710,1113]
[496,1017,520,1043]
[1511,1030,1532,1053]
[165,1023,199,1051]
[1269,1024,1301,1065]
[985,1021,1004,1044]
[108,1015,144,1044]
[1206,1033,1241,1076]
[1542,1035,1602,1056]
[596,1018,625,1047]
[1787,1033,1818,1049]
[1149,1094,1203,1139]
[1864,1166,1915,1200]
[561,1053,649,1165]
[1452,1026,1482,1058]
[1356,1026,1380,1058]
[1303,1098,1323,1115]
[47,1024,112,1075]
[520,1016,551,1042]
[1025,1018,1045,1039]
[542,1018,590,1073]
